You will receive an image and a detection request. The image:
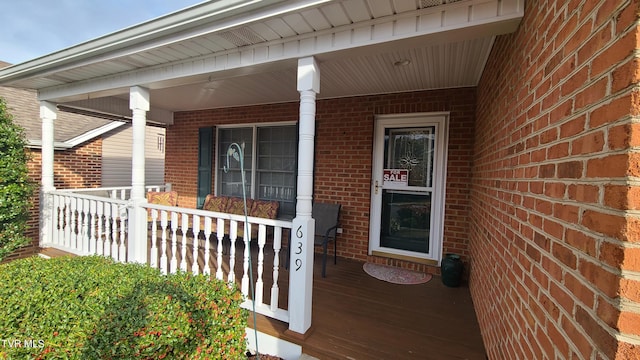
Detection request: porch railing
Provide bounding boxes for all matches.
[42,185,292,323]
[144,203,292,322]
[46,190,130,260]
[56,184,170,200]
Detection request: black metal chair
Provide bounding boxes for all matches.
[312,202,341,278]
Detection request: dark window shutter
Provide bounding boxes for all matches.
[197,127,213,208]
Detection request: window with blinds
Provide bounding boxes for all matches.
[217,124,297,218]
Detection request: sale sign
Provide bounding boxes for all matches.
[383,169,409,186]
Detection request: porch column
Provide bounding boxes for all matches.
[128,86,149,264]
[288,56,319,336]
[40,101,57,246]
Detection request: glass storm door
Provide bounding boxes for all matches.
[369,114,448,263]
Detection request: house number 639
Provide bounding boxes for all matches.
[294,225,303,271]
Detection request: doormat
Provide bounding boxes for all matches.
[363,263,432,285]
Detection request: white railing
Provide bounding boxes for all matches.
[57,184,170,201]
[42,186,292,324]
[145,203,292,323]
[46,190,130,262]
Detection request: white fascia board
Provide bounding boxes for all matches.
[37,0,524,102]
[27,121,126,150]
[26,140,72,150]
[0,0,327,86]
[65,121,127,147]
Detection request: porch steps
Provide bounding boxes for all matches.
[247,313,360,360]
[39,247,77,259]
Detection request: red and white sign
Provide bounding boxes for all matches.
[383,169,409,186]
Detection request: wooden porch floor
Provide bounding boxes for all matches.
[41,238,487,360]
[262,255,487,360]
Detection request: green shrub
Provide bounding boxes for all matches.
[0,256,247,359]
[0,96,35,261]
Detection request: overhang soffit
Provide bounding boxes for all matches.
[34,0,524,104]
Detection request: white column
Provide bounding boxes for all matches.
[39,101,57,246]
[128,86,149,264]
[288,57,319,335]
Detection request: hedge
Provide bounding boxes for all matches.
[0,256,247,359]
[0,96,35,262]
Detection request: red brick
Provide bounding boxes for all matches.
[604,185,640,211]
[591,94,636,128]
[559,115,585,138]
[575,306,618,359]
[596,297,620,330]
[544,182,566,199]
[567,183,599,203]
[579,20,613,62]
[571,131,605,155]
[578,259,620,299]
[586,154,628,178]
[574,78,608,112]
[620,278,640,302]
[612,58,640,93]
[560,313,595,359]
[552,241,577,269]
[598,241,625,269]
[565,228,597,257]
[591,30,637,78]
[582,210,626,239]
[557,161,583,178]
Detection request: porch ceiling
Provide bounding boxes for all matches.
[0,0,524,121]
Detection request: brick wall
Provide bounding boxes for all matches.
[4,138,103,262]
[167,88,476,273]
[471,0,640,358]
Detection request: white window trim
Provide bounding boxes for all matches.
[214,121,297,200]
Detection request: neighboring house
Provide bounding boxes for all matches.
[0,61,166,261]
[0,1,638,359]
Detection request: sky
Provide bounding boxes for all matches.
[0,0,205,65]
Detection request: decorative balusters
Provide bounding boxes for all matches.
[150,209,158,268]
[84,200,91,252]
[170,212,179,273]
[191,215,200,275]
[50,195,59,246]
[241,224,251,297]
[256,224,266,305]
[203,217,212,275]
[64,197,71,249]
[228,220,238,283]
[110,203,119,260]
[80,199,90,253]
[118,207,127,262]
[104,203,112,258]
[95,201,103,256]
[160,211,168,274]
[271,227,282,312]
[69,197,77,250]
[57,195,64,246]
[180,214,188,272]
[216,218,225,280]
[89,200,97,254]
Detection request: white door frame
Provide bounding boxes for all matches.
[368,112,449,264]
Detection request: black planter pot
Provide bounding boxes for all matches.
[441,253,463,287]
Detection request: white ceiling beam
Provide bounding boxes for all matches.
[66,97,174,125]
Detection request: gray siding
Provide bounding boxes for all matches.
[102,125,166,187]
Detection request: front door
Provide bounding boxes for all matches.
[369,113,448,264]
